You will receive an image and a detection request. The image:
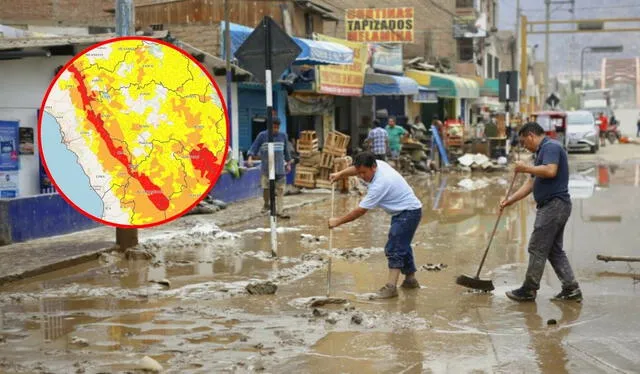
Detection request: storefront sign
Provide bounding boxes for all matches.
[316,34,367,96]
[346,8,414,43]
[0,171,19,198]
[414,89,438,103]
[370,44,403,75]
[0,120,19,171]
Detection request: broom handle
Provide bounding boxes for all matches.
[475,173,518,278]
[327,182,335,297]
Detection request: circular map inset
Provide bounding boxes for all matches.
[39,37,228,228]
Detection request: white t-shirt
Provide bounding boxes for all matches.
[358,160,422,215]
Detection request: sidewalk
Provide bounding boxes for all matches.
[0,191,331,286]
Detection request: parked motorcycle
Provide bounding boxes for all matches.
[605,122,622,144]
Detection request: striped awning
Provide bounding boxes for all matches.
[406,69,480,99]
[363,73,419,96]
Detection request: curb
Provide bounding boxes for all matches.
[0,242,117,286]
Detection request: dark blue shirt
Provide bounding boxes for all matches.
[247,130,291,177]
[532,137,570,204]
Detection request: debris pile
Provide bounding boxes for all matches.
[455,153,506,172]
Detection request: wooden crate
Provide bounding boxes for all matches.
[296,139,319,154]
[296,166,319,175]
[315,179,333,189]
[320,152,337,168]
[294,169,316,188]
[323,131,350,157]
[333,156,352,172]
[325,131,351,150]
[299,151,321,166]
[299,131,318,143]
[317,167,331,181]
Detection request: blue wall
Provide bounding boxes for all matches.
[209,167,262,203]
[0,167,295,245]
[0,194,100,244]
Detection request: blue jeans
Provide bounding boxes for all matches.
[385,208,422,275]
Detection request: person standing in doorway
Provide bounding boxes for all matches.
[500,122,582,302]
[365,120,389,161]
[246,117,292,219]
[385,116,406,159]
[328,152,423,299]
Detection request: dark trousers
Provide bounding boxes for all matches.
[385,208,422,275]
[375,154,387,161]
[523,198,579,291]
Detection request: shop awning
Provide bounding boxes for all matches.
[480,78,499,97]
[406,70,479,99]
[223,22,353,66]
[363,73,419,96]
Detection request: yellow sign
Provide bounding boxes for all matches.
[315,34,367,96]
[345,8,414,43]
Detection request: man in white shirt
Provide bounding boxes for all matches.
[329,152,423,299]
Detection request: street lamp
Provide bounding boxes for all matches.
[581,45,624,89]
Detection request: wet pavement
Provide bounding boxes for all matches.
[1,149,640,373]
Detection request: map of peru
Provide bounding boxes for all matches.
[40,38,227,227]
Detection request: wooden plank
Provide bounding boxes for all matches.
[597,255,640,263]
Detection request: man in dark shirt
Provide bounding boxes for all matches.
[500,122,582,302]
[247,118,292,219]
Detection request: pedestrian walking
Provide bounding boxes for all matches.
[328,152,423,299]
[385,116,407,159]
[500,122,582,302]
[246,117,292,219]
[365,120,389,161]
[636,112,640,137]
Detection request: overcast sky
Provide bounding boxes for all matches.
[498,0,640,76]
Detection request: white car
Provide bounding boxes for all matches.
[566,111,599,153]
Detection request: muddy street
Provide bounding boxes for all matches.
[1,152,640,373]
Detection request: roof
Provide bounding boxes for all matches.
[104,0,182,12]
[0,28,251,78]
[173,39,251,78]
[295,0,340,21]
[0,34,112,50]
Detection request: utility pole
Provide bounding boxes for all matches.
[114,0,138,250]
[544,0,551,107]
[515,0,521,114]
[224,0,236,161]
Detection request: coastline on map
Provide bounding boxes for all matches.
[41,112,105,219]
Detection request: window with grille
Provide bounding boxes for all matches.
[458,39,473,61]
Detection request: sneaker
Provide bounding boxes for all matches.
[370,284,398,299]
[551,287,583,302]
[505,287,537,302]
[400,278,420,289]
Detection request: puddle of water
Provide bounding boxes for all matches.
[1,163,639,372]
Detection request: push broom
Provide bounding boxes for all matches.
[456,172,518,291]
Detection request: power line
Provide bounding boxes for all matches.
[522,3,640,12]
